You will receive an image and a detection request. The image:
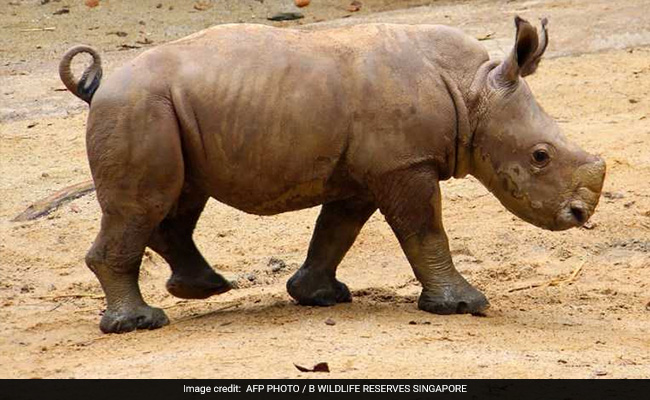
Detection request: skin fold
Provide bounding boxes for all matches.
[60,17,605,334]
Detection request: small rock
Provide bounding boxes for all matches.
[53,8,69,15]
[84,0,99,8]
[268,257,287,272]
[193,1,213,11]
[41,172,49,178]
[294,0,310,7]
[246,273,256,282]
[27,122,38,128]
[624,201,635,208]
[347,1,362,12]
[581,220,596,230]
[645,301,650,311]
[324,318,336,326]
[69,204,81,213]
[603,191,624,200]
[156,3,162,8]
[628,98,639,104]
[594,370,608,376]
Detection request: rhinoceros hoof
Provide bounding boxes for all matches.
[99,305,169,334]
[418,285,489,315]
[287,268,351,306]
[166,269,233,300]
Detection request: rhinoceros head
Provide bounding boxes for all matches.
[469,17,605,231]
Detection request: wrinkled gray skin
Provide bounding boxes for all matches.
[59,17,605,334]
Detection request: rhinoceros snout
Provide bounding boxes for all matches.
[555,156,606,230]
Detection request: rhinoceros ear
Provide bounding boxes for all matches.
[494,16,549,85]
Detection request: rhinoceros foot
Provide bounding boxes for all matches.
[418,283,489,315]
[287,267,351,306]
[166,269,233,300]
[99,305,169,334]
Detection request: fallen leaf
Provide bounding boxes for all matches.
[267,12,304,21]
[136,38,154,45]
[117,44,141,50]
[312,362,330,372]
[107,31,128,37]
[84,0,99,8]
[294,362,330,373]
[476,32,495,41]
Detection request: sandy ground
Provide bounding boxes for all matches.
[1,0,649,378]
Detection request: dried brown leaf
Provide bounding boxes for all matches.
[294,362,330,373]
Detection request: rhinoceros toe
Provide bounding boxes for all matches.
[166,269,233,300]
[418,285,489,315]
[99,305,169,334]
[287,267,351,306]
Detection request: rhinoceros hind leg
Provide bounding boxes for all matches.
[148,184,232,299]
[85,99,184,333]
[287,197,376,306]
[86,212,174,334]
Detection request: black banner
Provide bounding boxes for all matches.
[0,379,647,400]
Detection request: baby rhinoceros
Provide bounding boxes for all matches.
[60,17,605,334]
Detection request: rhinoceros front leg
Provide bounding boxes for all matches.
[373,168,489,314]
[287,197,376,306]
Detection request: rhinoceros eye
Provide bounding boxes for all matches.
[532,149,550,167]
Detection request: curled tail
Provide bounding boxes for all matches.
[59,45,103,104]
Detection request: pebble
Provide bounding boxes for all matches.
[268,257,287,273]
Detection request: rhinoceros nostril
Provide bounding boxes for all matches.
[570,204,587,224]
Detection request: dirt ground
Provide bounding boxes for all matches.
[1,0,649,379]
